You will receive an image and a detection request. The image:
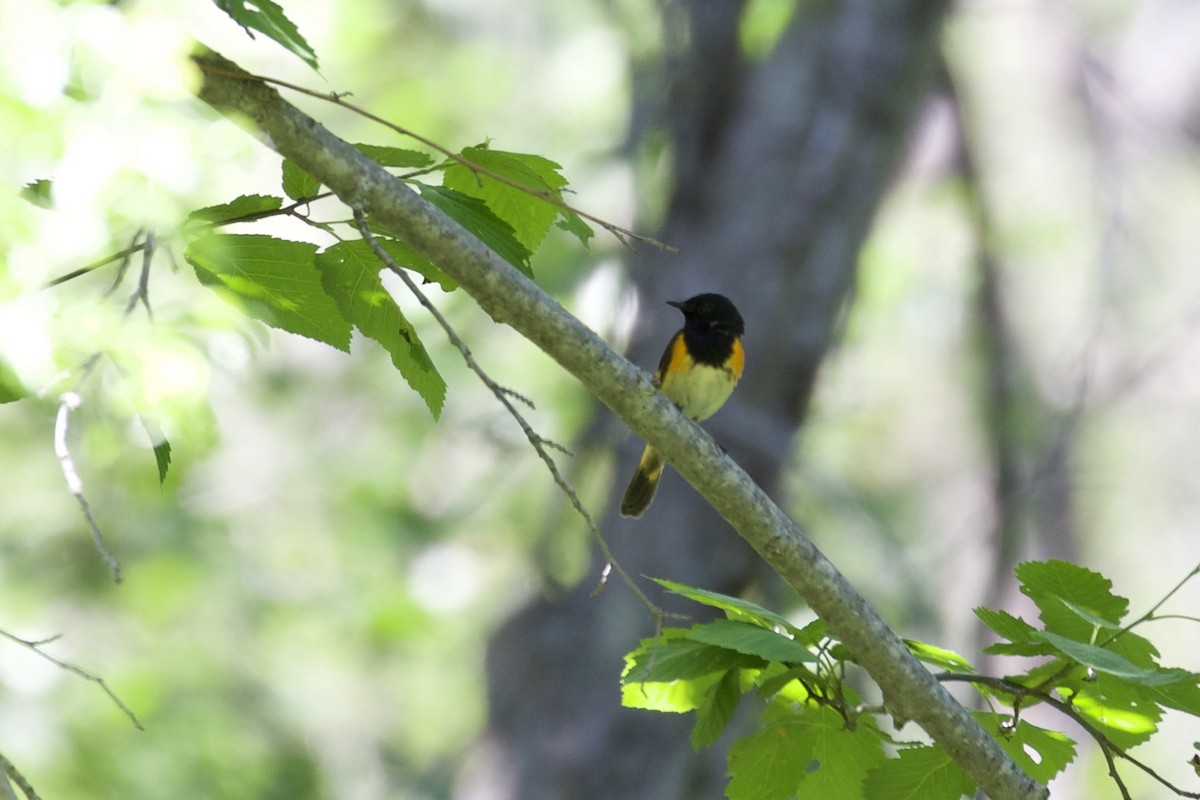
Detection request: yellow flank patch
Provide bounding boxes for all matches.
[728,338,745,380]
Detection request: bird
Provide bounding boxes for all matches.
[620,293,745,518]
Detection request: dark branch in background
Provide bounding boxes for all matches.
[0,627,141,730]
[943,68,1027,620]
[194,49,1046,800]
[349,208,666,619]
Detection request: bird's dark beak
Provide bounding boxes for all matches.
[667,300,684,310]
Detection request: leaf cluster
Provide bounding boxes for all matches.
[181,143,592,421]
[623,561,1200,800]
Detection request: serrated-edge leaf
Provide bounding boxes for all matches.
[214,0,319,70]
[974,607,1038,644]
[420,185,532,275]
[313,241,446,418]
[443,146,569,253]
[1016,560,1128,635]
[972,712,1076,784]
[691,669,742,750]
[281,159,322,201]
[1033,631,1183,685]
[188,194,285,225]
[623,635,761,684]
[726,716,815,800]
[353,143,433,168]
[186,233,351,351]
[652,578,801,635]
[687,620,816,664]
[862,745,975,800]
[798,706,886,800]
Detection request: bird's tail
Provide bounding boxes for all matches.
[620,445,665,518]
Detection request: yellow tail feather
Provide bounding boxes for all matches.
[620,446,665,518]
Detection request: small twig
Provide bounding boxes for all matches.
[43,240,152,290]
[939,672,1200,799]
[54,392,122,583]
[196,58,675,252]
[0,751,40,800]
[0,627,142,731]
[123,232,155,318]
[352,207,669,628]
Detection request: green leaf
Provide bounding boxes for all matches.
[186,233,351,351]
[623,633,761,684]
[188,194,284,225]
[444,146,574,253]
[20,179,53,209]
[353,144,433,169]
[0,357,27,403]
[972,712,1076,784]
[555,210,594,249]
[691,669,741,750]
[364,235,457,291]
[153,440,172,485]
[213,0,319,71]
[974,607,1055,657]
[1033,631,1183,685]
[726,715,815,800]
[314,241,446,418]
[904,640,974,674]
[420,185,532,276]
[652,578,801,635]
[1144,672,1200,715]
[1063,674,1161,749]
[686,620,816,665]
[281,159,322,201]
[1016,560,1128,640]
[862,745,974,800]
[797,706,886,800]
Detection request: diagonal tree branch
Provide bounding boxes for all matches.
[193,49,1047,800]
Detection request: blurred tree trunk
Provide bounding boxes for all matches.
[463,1,951,797]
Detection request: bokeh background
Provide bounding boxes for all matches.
[3,0,1200,798]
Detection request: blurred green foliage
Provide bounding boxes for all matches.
[4,1,1200,799]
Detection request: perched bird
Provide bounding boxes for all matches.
[620,293,745,518]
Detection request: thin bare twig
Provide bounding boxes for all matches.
[54,391,122,583]
[0,751,40,800]
[939,672,1200,799]
[0,627,142,731]
[351,207,669,626]
[195,59,674,252]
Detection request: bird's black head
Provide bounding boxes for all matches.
[668,293,744,337]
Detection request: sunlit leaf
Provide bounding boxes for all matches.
[972,712,1076,784]
[726,715,815,800]
[188,194,284,225]
[281,159,322,201]
[862,745,974,800]
[186,233,351,351]
[444,145,571,253]
[314,240,446,418]
[796,706,885,800]
[904,639,974,674]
